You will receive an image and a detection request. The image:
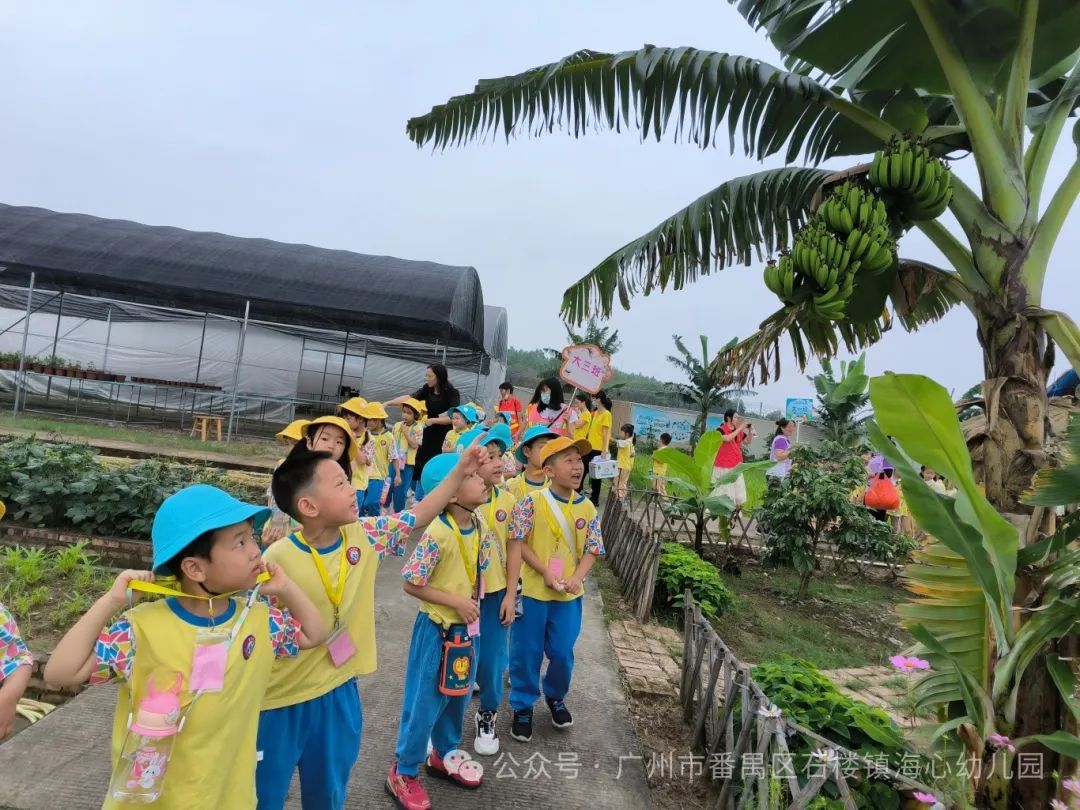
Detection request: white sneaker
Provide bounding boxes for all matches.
[426,738,433,757]
[473,710,499,756]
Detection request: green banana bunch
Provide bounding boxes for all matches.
[869,137,953,221]
[904,157,953,219]
[811,282,848,321]
[819,182,888,236]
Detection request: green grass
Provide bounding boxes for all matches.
[843,677,873,691]
[883,675,911,690]
[0,414,274,457]
[713,565,912,671]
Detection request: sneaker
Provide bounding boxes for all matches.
[510,708,533,742]
[546,697,573,729]
[473,710,499,756]
[385,764,431,810]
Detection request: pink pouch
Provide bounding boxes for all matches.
[548,558,564,579]
[326,625,357,668]
[190,640,227,692]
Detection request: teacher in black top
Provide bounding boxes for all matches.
[387,363,460,495]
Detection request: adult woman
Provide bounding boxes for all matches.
[582,390,613,505]
[766,418,795,479]
[570,392,593,442]
[713,409,754,506]
[521,377,574,436]
[386,363,460,495]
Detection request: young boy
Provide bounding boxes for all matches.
[359,401,400,517]
[504,425,557,501]
[392,398,427,511]
[256,443,487,810]
[470,424,519,756]
[0,599,32,741]
[387,453,494,809]
[44,485,328,810]
[338,397,372,507]
[652,432,672,497]
[442,405,478,452]
[263,419,311,546]
[506,436,605,743]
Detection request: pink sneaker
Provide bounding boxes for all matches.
[385,763,431,810]
[426,748,484,789]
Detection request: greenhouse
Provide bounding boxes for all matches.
[0,203,507,437]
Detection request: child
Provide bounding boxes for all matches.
[470,424,519,756]
[495,383,523,436]
[338,398,372,508]
[392,398,427,512]
[442,405,478,452]
[44,485,328,810]
[652,432,671,496]
[386,453,492,808]
[0,599,32,741]
[570,393,592,444]
[256,443,487,810]
[359,401,400,518]
[505,436,605,744]
[504,425,557,501]
[263,420,311,546]
[615,424,636,500]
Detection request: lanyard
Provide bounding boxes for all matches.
[486,489,506,569]
[540,491,581,563]
[295,530,348,624]
[446,513,479,594]
[126,576,268,626]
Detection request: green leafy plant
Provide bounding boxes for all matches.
[811,353,871,447]
[656,542,734,618]
[756,442,906,598]
[654,431,768,553]
[664,334,752,450]
[870,373,1080,808]
[54,540,93,575]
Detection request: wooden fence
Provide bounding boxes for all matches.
[600,493,663,622]
[679,591,938,809]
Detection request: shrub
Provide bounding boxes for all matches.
[656,542,734,617]
[0,436,265,538]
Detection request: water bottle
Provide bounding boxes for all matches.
[109,674,182,804]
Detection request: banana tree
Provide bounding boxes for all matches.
[812,352,871,447]
[869,373,1079,808]
[405,4,1079,803]
[665,334,752,450]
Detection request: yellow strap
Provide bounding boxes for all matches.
[445,514,479,592]
[486,489,507,569]
[127,573,270,602]
[540,492,582,562]
[294,531,348,614]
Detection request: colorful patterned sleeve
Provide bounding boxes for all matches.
[364,510,417,560]
[402,534,442,586]
[88,617,134,685]
[585,515,606,557]
[0,602,33,682]
[508,496,535,542]
[267,606,301,659]
[479,532,491,573]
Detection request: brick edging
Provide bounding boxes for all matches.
[0,524,152,568]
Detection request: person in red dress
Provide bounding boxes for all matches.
[712,409,754,506]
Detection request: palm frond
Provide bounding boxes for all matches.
[408,46,891,163]
[561,167,831,323]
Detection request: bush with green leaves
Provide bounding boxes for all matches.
[752,657,919,810]
[656,542,734,618]
[0,437,264,538]
[755,441,906,598]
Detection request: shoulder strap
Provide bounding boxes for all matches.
[541,489,580,564]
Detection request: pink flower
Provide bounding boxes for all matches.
[890,655,931,672]
[913,791,937,804]
[1049,799,1066,810]
[987,732,1016,752]
[1064,778,1080,797]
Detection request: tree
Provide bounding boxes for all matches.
[566,317,622,357]
[811,353,871,447]
[405,7,1080,801]
[665,334,752,449]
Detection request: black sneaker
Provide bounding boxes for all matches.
[510,708,533,742]
[546,697,573,729]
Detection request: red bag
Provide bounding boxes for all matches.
[864,476,900,511]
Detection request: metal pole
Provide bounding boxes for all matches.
[319,348,330,401]
[337,331,349,394]
[45,290,63,402]
[357,339,369,392]
[226,301,250,442]
[474,351,482,400]
[194,312,208,383]
[102,306,113,371]
[13,273,36,415]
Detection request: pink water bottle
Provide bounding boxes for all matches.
[109,674,182,804]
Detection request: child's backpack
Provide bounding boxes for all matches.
[863,474,900,511]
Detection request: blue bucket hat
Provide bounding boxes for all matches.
[514,425,559,464]
[481,423,513,455]
[447,404,478,424]
[420,453,463,495]
[457,425,488,452]
[150,484,271,575]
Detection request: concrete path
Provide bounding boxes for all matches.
[0,540,650,810]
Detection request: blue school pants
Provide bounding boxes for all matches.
[475,588,509,713]
[255,678,363,810]
[392,465,414,512]
[360,479,384,517]
[394,613,473,776]
[355,489,366,512]
[509,596,583,711]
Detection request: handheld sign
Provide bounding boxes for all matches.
[558,343,613,396]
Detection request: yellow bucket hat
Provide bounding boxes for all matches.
[275,419,310,443]
[537,436,592,467]
[306,415,359,461]
[338,396,368,418]
[358,401,389,421]
[401,397,427,418]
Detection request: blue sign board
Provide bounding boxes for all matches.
[785,398,814,422]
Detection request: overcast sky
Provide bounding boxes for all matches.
[2,1,1077,414]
